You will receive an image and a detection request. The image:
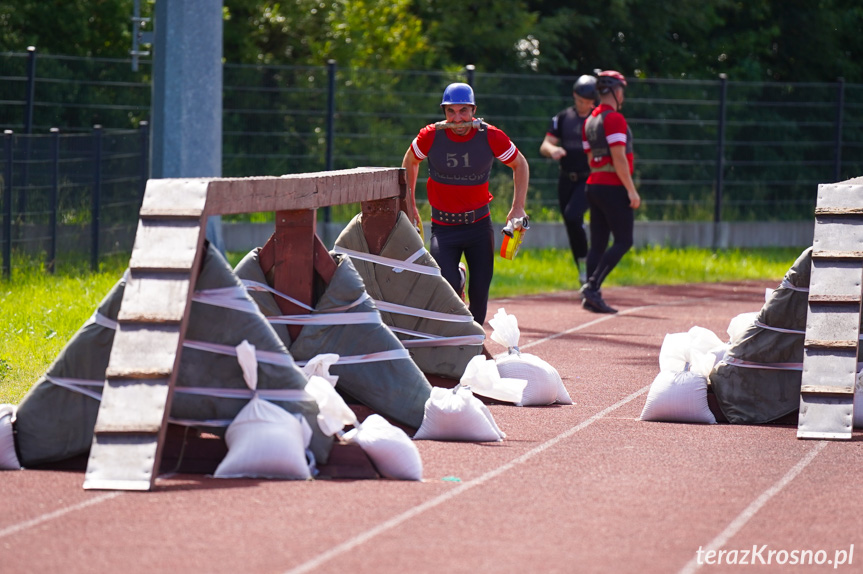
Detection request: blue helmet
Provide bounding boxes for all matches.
[441,83,476,107]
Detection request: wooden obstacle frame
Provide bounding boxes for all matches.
[84,167,416,491]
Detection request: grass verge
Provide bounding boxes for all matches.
[1,246,805,404]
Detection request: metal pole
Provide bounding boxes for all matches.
[91,125,102,271]
[465,64,475,87]
[834,77,845,182]
[323,59,336,225]
[49,127,59,273]
[20,46,37,220]
[139,120,150,199]
[713,73,728,248]
[2,130,12,279]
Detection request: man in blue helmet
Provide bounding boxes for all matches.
[539,74,597,286]
[402,82,529,325]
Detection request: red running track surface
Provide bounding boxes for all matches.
[3,282,862,574]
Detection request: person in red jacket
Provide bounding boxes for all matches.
[580,70,641,314]
[401,82,529,325]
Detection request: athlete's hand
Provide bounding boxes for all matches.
[628,189,641,210]
[551,147,567,161]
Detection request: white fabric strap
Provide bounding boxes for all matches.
[293,348,410,367]
[243,279,372,313]
[753,320,805,335]
[332,246,442,276]
[182,339,298,368]
[779,277,808,292]
[192,286,261,314]
[45,376,312,403]
[374,300,476,323]
[267,311,382,326]
[721,356,803,371]
[45,376,105,401]
[388,327,485,348]
[92,311,119,331]
[243,280,316,311]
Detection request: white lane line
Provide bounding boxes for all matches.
[516,297,713,353]
[678,440,828,574]
[284,385,651,574]
[0,491,122,539]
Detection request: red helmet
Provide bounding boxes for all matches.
[596,70,627,94]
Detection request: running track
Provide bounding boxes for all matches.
[2,282,861,573]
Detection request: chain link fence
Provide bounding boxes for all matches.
[2,51,863,272]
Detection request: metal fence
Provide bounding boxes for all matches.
[2,50,863,272]
[1,126,149,276]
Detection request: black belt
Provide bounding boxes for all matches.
[564,171,591,182]
[431,204,490,225]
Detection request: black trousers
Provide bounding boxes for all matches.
[557,175,589,263]
[584,183,634,290]
[430,216,495,325]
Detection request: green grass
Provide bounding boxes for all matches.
[0,246,804,405]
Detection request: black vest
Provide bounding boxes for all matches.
[427,125,494,186]
[584,109,633,162]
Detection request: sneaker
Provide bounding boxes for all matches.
[458,262,467,301]
[580,286,617,314]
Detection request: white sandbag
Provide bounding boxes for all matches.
[301,353,357,437]
[0,405,21,470]
[305,374,357,437]
[639,370,717,424]
[460,355,527,405]
[488,307,572,406]
[214,395,313,479]
[495,353,572,406]
[343,414,423,481]
[726,312,758,344]
[413,386,505,442]
[214,340,314,479]
[658,326,726,373]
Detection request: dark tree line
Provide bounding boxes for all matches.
[2,0,862,82]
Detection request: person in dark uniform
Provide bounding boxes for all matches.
[539,75,597,285]
[580,70,641,314]
[401,82,529,325]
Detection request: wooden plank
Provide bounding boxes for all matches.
[129,219,205,271]
[117,271,191,323]
[801,385,855,395]
[811,250,863,260]
[808,260,863,302]
[138,179,209,218]
[797,394,853,440]
[204,168,404,215]
[105,324,182,379]
[800,348,857,392]
[814,182,863,212]
[83,434,161,490]
[803,339,858,349]
[812,217,863,253]
[805,303,861,342]
[93,378,172,433]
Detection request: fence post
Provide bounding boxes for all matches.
[91,125,103,271]
[2,130,12,279]
[713,73,728,248]
[323,59,337,226]
[465,64,475,87]
[834,77,845,182]
[20,46,37,220]
[138,120,149,199]
[49,128,60,273]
